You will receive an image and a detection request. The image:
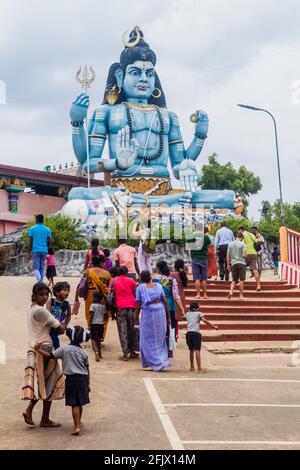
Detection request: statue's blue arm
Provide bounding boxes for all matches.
[168,110,209,180]
[168,112,186,180]
[72,104,116,173]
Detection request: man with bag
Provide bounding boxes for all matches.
[239,226,262,292]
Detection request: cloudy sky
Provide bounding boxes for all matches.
[0,0,299,217]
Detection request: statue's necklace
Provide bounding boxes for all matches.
[123,102,165,164]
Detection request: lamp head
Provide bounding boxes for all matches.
[237,104,260,111]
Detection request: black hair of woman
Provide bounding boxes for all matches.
[156,260,170,277]
[140,270,152,284]
[110,265,120,278]
[31,282,51,303]
[174,259,188,288]
[92,255,106,268]
[103,248,110,258]
[48,247,54,255]
[118,266,129,276]
[91,238,100,257]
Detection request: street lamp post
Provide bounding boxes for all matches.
[237,104,284,224]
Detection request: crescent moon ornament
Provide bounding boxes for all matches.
[190,111,199,123]
[122,29,141,48]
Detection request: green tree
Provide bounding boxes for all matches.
[201,153,262,212]
[22,214,88,251]
[258,200,300,244]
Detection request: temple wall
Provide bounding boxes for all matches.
[2,242,276,277]
[0,190,65,236]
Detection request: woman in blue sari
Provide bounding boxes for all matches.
[135,271,170,372]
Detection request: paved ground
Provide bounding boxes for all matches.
[1,276,300,450]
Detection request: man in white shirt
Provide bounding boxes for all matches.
[214,222,235,281]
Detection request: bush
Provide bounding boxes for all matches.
[22,214,88,251]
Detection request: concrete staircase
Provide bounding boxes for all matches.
[182,280,300,342]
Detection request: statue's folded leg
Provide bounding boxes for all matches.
[191,190,235,210]
[68,187,107,201]
[130,190,235,210]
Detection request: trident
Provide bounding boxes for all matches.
[76,65,96,188]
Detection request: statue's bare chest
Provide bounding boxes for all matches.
[108,105,170,135]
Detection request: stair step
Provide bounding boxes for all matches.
[183,279,300,342]
[201,331,300,342]
[185,290,300,298]
[199,314,300,321]
[187,283,296,291]
[188,281,291,287]
[185,299,300,307]
[205,323,300,330]
[199,307,300,314]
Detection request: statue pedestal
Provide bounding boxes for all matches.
[111,176,172,196]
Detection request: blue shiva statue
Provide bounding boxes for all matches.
[67,26,235,212]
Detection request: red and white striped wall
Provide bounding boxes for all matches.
[280,262,300,288]
[280,227,300,288]
[288,231,300,266]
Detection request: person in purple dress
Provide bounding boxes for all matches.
[103,249,113,272]
[135,271,171,372]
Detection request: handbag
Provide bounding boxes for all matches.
[249,234,262,253]
[169,328,176,352]
[106,280,116,309]
[143,238,156,254]
[78,275,89,299]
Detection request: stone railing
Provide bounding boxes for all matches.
[2,241,276,277]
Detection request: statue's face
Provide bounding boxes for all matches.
[123,61,155,100]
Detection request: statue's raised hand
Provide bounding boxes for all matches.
[179,159,201,193]
[116,126,139,170]
[70,93,90,123]
[192,109,209,137]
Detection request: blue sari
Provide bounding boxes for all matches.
[136,283,169,372]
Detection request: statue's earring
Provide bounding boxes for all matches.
[152,88,162,99]
[117,85,122,94]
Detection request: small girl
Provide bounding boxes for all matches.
[34,326,91,436]
[89,291,107,362]
[184,303,219,374]
[47,282,71,350]
[46,247,57,290]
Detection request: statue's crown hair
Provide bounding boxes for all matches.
[121,26,156,69]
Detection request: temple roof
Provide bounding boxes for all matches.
[0,164,103,197]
